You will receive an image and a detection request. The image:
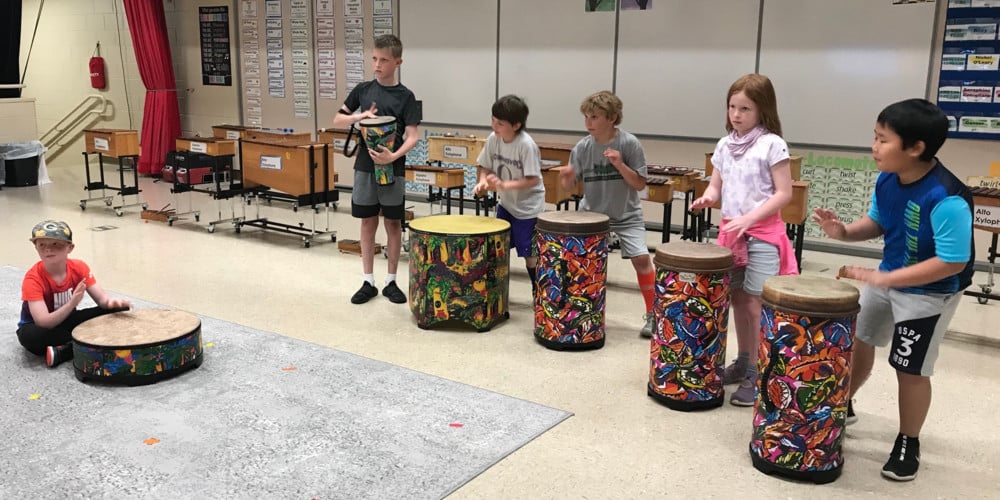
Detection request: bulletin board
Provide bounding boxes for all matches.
[236,0,399,136]
[936,1,1000,140]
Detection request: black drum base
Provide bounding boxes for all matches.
[647,384,724,411]
[534,333,605,351]
[74,354,204,386]
[750,444,842,484]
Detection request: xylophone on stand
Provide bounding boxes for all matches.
[647,165,702,241]
[965,185,1000,304]
[643,177,675,243]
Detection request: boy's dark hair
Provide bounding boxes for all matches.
[374,34,403,58]
[492,95,529,133]
[877,98,949,161]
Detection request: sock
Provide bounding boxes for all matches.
[386,273,397,285]
[526,266,537,285]
[744,365,757,380]
[638,270,656,313]
[737,352,750,366]
[363,273,375,286]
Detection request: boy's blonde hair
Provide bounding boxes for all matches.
[726,74,782,137]
[580,90,622,125]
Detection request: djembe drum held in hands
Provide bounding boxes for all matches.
[359,116,398,185]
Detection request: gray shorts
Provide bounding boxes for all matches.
[352,169,405,219]
[609,222,648,259]
[855,286,961,376]
[730,237,779,295]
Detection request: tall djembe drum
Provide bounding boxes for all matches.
[358,116,397,185]
[408,215,511,332]
[648,241,733,410]
[534,211,610,350]
[750,275,860,484]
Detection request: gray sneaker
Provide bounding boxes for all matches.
[640,312,655,338]
[730,376,756,407]
[721,359,749,385]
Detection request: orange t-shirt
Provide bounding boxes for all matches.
[19,259,97,327]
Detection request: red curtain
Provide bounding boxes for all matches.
[123,0,180,175]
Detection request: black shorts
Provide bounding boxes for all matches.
[351,169,405,220]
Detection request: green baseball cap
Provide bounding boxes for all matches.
[30,220,73,243]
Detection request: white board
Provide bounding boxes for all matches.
[400,0,498,125]
[615,0,760,139]
[758,0,936,148]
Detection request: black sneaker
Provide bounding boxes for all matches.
[846,399,858,426]
[351,282,379,304]
[881,433,920,481]
[382,281,407,304]
[45,344,73,368]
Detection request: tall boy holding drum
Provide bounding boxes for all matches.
[560,91,657,337]
[333,34,421,305]
[17,220,131,367]
[813,99,975,481]
[472,95,546,295]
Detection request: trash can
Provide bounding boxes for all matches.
[0,141,46,187]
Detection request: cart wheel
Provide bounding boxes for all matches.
[978,296,989,305]
[331,234,336,241]
[403,240,411,252]
[984,287,993,295]
[303,239,311,248]
[332,202,339,209]
[114,209,124,217]
[167,219,174,227]
[105,198,113,206]
[235,225,241,233]
[292,204,298,212]
[207,225,216,233]
[141,203,148,210]
[80,202,86,210]
[195,214,201,222]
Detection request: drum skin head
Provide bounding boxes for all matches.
[654,241,734,273]
[761,275,860,317]
[536,211,610,235]
[359,116,396,127]
[408,215,510,236]
[73,310,201,347]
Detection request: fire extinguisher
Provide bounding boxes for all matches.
[89,42,106,90]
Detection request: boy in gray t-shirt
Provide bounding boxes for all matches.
[474,95,546,292]
[560,90,656,337]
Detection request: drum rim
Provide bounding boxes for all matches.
[654,263,733,274]
[358,116,396,126]
[761,301,861,318]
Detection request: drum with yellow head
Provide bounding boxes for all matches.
[408,215,511,332]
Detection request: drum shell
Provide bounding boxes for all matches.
[750,275,860,483]
[533,211,610,350]
[648,242,733,410]
[407,215,511,331]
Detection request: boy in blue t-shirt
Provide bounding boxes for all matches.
[813,98,974,482]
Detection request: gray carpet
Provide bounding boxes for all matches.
[0,266,571,499]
